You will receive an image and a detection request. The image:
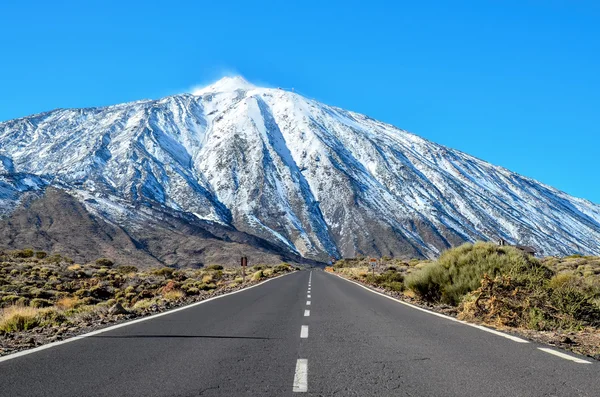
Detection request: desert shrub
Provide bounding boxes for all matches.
[274,264,291,273]
[1,295,21,306]
[30,298,52,308]
[124,292,137,301]
[210,270,223,281]
[382,281,404,292]
[80,297,99,305]
[550,283,600,327]
[263,268,274,277]
[138,289,154,299]
[162,289,184,301]
[116,265,138,274]
[35,251,47,259]
[405,263,448,302]
[95,268,108,276]
[132,299,156,311]
[153,267,175,279]
[12,249,34,258]
[171,270,188,282]
[95,258,114,267]
[406,242,548,305]
[205,264,223,271]
[200,283,217,291]
[251,270,264,281]
[124,285,136,294]
[89,285,112,300]
[29,288,54,299]
[46,254,63,264]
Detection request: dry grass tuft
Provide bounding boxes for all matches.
[0,305,41,332]
[56,297,81,310]
[162,289,185,301]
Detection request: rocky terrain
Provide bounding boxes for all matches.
[0,248,296,356]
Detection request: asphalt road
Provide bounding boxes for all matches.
[0,270,598,396]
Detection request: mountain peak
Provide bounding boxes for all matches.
[192,76,256,95]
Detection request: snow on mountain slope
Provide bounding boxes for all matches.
[1,76,599,259]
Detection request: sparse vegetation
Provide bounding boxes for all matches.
[0,249,296,355]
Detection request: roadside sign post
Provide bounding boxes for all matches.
[241,256,248,283]
[370,258,377,277]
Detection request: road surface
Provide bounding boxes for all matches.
[0,270,598,396]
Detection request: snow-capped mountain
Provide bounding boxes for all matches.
[1,76,599,262]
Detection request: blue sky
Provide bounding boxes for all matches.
[1,0,599,203]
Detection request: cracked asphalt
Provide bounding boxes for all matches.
[0,270,598,396]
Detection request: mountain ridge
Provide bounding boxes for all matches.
[1,76,599,262]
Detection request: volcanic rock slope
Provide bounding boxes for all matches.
[1,76,599,263]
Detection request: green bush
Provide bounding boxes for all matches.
[153,267,175,279]
[30,298,52,308]
[251,270,264,281]
[89,285,112,300]
[406,242,550,305]
[35,251,47,259]
[1,295,21,306]
[550,284,600,327]
[381,281,404,292]
[364,270,405,292]
[205,264,223,271]
[199,283,217,291]
[95,258,114,267]
[13,249,34,258]
[46,254,63,264]
[274,264,291,273]
[116,265,138,274]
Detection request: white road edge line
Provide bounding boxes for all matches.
[329,272,530,344]
[306,301,311,305]
[300,325,309,338]
[293,358,308,392]
[304,310,310,317]
[537,348,592,364]
[0,271,297,364]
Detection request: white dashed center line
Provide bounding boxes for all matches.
[304,310,310,317]
[306,301,311,305]
[300,325,309,338]
[307,294,311,298]
[293,359,308,392]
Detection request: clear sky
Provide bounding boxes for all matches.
[1,0,599,203]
